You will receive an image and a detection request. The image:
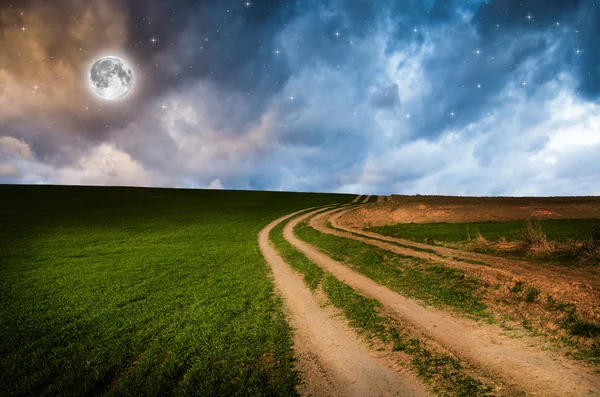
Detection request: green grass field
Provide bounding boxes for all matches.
[368,219,598,244]
[0,185,350,396]
[367,219,600,265]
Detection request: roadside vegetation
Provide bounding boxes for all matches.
[350,217,600,364]
[368,219,600,266]
[0,185,349,396]
[294,221,490,319]
[270,215,496,396]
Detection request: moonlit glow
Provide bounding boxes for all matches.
[89,56,133,100]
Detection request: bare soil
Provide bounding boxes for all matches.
[341,195,600,227]
[327,206,600,359]
[288,208,600,396]
[259,210,432,397]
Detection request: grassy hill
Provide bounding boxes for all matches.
[0,185,351,396]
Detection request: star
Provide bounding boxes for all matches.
[574,48,583,56]
[477,84,481,89]
[474,49,482,57]
[274,48,281,57]
[149,36,159,45]
[289,96,295,102]
[20,25,26,32]
[526,14,533,21]
[334,31,340,38]
[412,26,418,33]
[450,111,455,119]
[244,1,252,8]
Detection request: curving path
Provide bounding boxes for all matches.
[258,207,432,397]
[330,207,600,289]
[284,208,600,397]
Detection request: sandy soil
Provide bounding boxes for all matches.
[326,206,600,352]
[258,209,432,397]
[333,201,600,325]
[341,195,600,227]
[285,208,600,396]
[377,196,386,203]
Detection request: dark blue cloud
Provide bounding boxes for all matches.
[1,0,600,194]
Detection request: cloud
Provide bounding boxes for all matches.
[207,179,224,190]
[0,137,150,186]
[1,0,599,195]
[0,136,33,159]
[0,163,19,177]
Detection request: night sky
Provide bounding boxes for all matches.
[1,0,599,195]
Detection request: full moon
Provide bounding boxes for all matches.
[89,56,133,100]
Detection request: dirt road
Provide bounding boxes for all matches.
[362,195,371,203]
[285,208,600,396]
[324,206,600,324]
[258,209,432,397]
[331,206,600,286]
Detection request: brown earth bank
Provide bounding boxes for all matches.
[289,209,600,396]
[340,195,600,227]
[330,197,600,369]
[259,208,432,397]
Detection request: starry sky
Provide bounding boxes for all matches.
[1,0,599,195]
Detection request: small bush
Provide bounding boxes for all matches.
[509,281,524,294]
[592,338,600,357]
[578,222,600,263]
[519,220,551,251]
[571,319,600,338]
[525,287,540,303]
[392,341,407,352]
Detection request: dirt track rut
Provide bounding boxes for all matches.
[332,207,600,289]
[286,208,600,397]
[259,209,432,397]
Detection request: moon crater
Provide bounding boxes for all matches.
[89,56,133,100]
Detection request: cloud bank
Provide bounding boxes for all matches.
[1,0,599,195]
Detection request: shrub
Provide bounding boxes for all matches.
[571,319,600,338]
[592,338,600,357]
[509,281,524,294]
[578,222,600,264]
[518,220,550,251]
[525,287,540,303]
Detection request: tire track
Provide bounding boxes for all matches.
[284,208,600,397]
[259,208,432,397]
[329,206,600,290]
